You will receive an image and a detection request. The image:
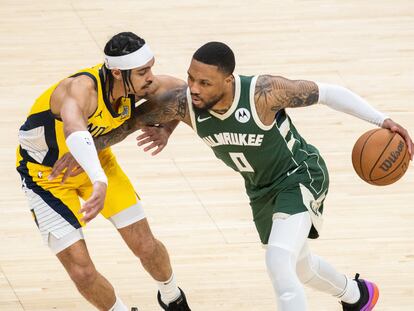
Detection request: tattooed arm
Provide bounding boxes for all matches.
[134,85,191,127]
[93,120,136,151]
[94,85,191,151]
[254,75,319,125]
[253,75,413,157]
[49,85,192,180]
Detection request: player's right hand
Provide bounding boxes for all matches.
[80,181,107,223]
[49,152,84,183]
[136,125,172,156]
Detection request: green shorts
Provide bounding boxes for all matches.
[249,154,329,244]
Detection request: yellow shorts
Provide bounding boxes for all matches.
[16,148,140,241]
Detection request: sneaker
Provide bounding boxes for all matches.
[157,288,191,311]
[131,308,138,311]
[342,273,379,311]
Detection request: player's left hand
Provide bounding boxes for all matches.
[136,125,172,156]
[382,118,413,160]
[81,181,107,223]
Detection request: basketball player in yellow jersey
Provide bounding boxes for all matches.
[16,32,191,311]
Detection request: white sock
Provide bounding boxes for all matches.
[339,277,361,304]
[157,273,181,304]
[108,295,128,311]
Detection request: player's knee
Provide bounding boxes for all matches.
[266,245,297,287]
[132,236,157,260]
[266,245,306,304]
[296,255,315,284]
[68,263,98,289]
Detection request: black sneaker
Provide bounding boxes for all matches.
[342,273,379,311]
[157,288,191,311]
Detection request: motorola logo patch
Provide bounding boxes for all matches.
[235,108,250,123]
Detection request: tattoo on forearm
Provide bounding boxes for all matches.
[92,86,189,150]
[94,122,134,151]
[255,75,319,111]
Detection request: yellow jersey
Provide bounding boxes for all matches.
[17,64,134,167]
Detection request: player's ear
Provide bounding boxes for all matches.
[111,69,122,80]
[224,74,234,85]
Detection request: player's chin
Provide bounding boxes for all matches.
[192,99,205,109]
[134,90,150,97]
[136,85,154,97]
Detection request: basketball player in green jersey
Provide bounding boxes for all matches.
[53,42,413,310]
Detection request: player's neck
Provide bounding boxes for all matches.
[211,79,235,114]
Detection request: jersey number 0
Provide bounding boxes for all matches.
[229,152,254,172]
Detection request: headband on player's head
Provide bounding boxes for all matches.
[104,44,154,70]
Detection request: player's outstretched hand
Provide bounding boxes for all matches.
[80,181,107,223]
[136,125,171,156]
[49,152,84,183]
[382,118,413,160]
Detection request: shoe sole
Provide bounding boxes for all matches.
[361,281,379,311]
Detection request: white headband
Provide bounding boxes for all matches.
[104,44,154,70]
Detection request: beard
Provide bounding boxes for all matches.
[193,93,224,111]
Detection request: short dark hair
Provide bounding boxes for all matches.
[104,32,145,56]
[103,32,146,99]
[192,42,235,75]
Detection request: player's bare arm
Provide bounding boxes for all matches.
[254,75,319,125]
[51,75,107,222]
[51,82,192,180]
[94,84,192,151]
[254,75,413,158]
[137,85,192,127]
[51,75,98,134]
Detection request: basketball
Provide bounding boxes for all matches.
[352,128,410,185]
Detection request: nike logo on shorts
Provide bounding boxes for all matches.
[287,166,300,176]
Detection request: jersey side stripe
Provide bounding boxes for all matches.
[17,160,81,230]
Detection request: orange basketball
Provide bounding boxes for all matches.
[352,129,410,186]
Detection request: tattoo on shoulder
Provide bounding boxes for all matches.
[255,75,319,112]
[156,85,188,121]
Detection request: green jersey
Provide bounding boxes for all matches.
[187,75,329,243]
[188,75,322,199]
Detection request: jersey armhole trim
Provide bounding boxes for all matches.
[69,72,98,91]
[249,75,276,131]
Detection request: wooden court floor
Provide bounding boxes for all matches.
[1,1,413,310]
